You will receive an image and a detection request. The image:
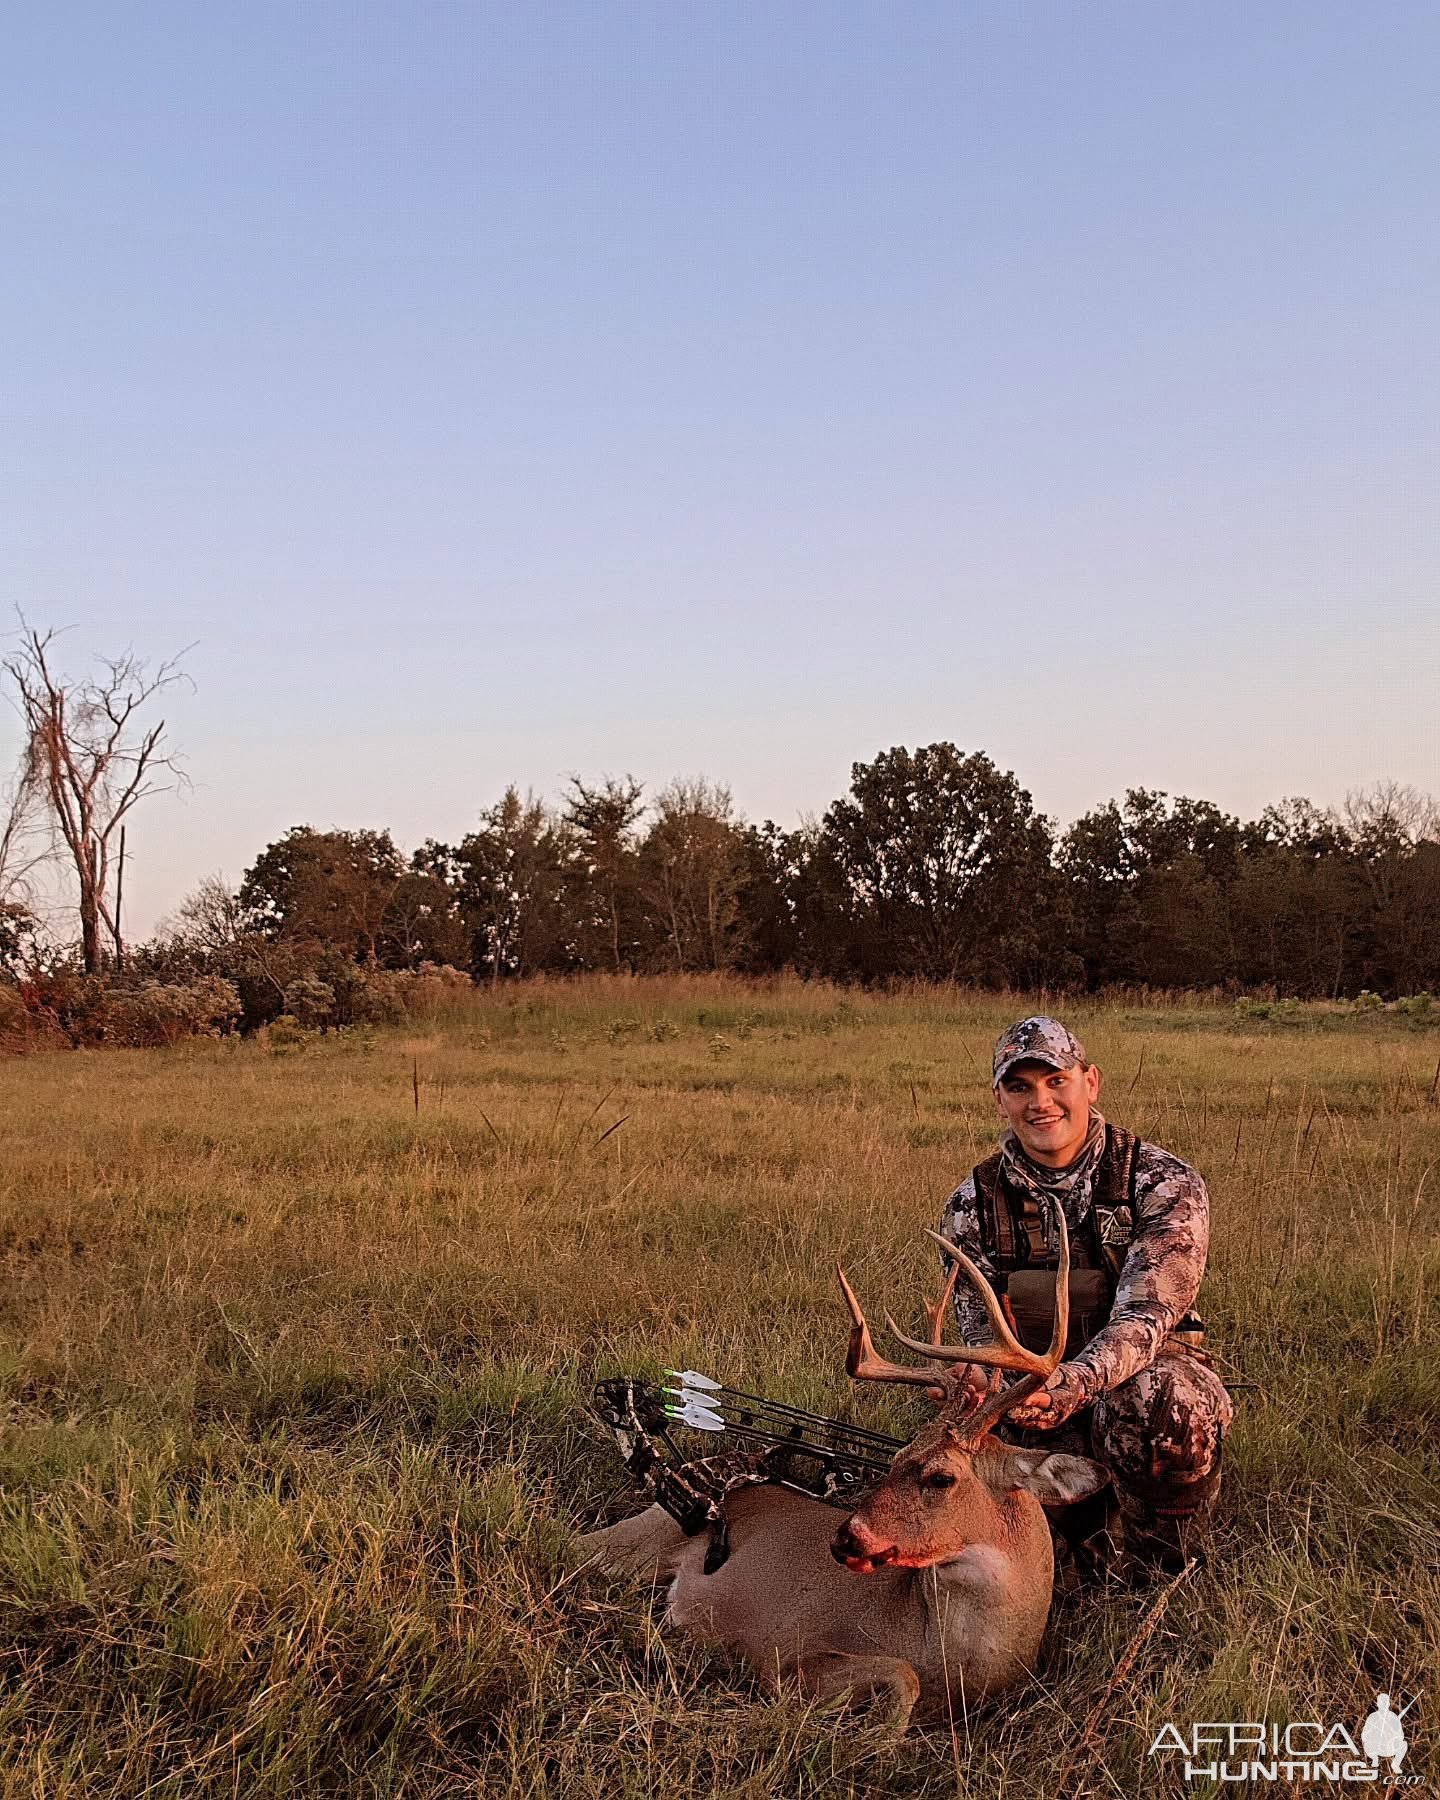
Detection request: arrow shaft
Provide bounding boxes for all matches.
[707,1418,894,1473]
[666,1397,899,1471]
[706,1386,902,1450]
[668,1372,901,1450]
[698,1389,900,1447]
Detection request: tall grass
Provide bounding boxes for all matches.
[1,978,1435,1796]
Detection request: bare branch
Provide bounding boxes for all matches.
[2,612,193,972]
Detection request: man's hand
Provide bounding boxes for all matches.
[926,1364,1005,1412]
[1002,1365,1090,1432]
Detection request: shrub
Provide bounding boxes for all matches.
[375,963,473,1022]
[264,1015,309,1051]
[0,982,63,1051]
[265,1013,309,1051]
[100,978,243,1047]
[2,971,241,1050]
[2,953,474,1053]
[346,969,404,1025]
[1233,996,1302,1025]
[282,977,337,1032]
[14,968,107,1043]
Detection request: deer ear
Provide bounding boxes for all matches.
[997,1451,1111,1507]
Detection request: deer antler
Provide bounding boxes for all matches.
[886,1224,1069,1375]
[835,1264,945,1389]
[922,1216,1070,1438]
[835,1214,1072,1439]
[922,1260,960,1348]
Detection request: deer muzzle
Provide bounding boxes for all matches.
[831,1515,898,1573]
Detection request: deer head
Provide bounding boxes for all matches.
[830,1218,1109,1574]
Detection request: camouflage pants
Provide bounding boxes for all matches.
[1002,1344,1235,1574]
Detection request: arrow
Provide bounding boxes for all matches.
[663,1400,727,1432]
[663,1373,901,1452]
[666,1368,722,1390]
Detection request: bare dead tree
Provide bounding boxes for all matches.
[3,621,191,974]
[1342,780,1440,852]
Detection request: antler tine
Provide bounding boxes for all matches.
[960,1211,1073,1441]
[835,1264,944,1391]
[1040,1207,1070,1369]
[881,1230,1045,1370]
[891,1219,1072,1374]
[836,1211,1073,1421]
[922,1260,960,1348]
[885,1313,1048,1370]
[964,1370,1046,1440]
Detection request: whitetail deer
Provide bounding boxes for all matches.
[577,1218,1109,1727]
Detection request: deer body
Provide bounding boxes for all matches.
[579,1218,1107,1728]
[580,1436,1088,1722]
[676,1480,1055,1716]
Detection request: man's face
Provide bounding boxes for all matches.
[994,1059,1102,1167]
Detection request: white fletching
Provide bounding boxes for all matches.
[667,1401,726,1432]
[666,1368,722,1390]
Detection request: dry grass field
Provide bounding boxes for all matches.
[1,977,1436,1797]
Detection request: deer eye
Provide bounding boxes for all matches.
[922,1470,957,1491]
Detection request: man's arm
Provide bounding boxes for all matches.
[1065,1147,1210,1403]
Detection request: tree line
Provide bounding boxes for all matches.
[2,624,1436,1018]
[134,751,1440,1024]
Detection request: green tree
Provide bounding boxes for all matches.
[819,745,1060,985]
[562,774,644,971]
[388,864,469,968]
[636,779,749,972]
[1342,783,1440,993]
[1061,791,1245,989]
[735,821,814,974]
[239,827,407,963]
[1227,799,1361,996]
[1058,801,1142,986]
[433,790,578,983]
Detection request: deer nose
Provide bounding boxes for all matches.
[831,1517,897,1571]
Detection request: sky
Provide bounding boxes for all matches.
[3,2,1438,938]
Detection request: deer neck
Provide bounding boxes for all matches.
[917,1493,1055,1684]
[923,1488,1054,1614]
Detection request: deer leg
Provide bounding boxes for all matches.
[795,1651,921,1731]
[574,1504,691,1582]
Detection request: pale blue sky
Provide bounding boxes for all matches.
[3,2,1438,935]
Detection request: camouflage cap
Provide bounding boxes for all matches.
[991,1016,1089,1087]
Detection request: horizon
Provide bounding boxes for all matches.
[4,3,1438,938]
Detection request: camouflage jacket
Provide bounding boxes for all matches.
[937,1139,1211,1403]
